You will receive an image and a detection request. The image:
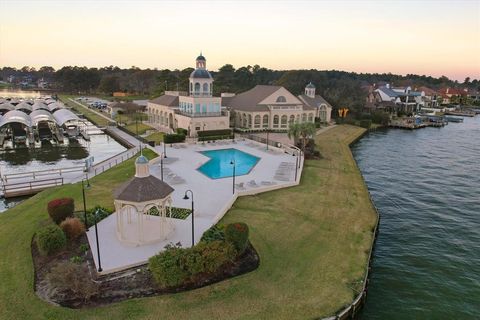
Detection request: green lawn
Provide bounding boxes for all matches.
[0,125,377,320]
[59,95,112,127]
[145,131,164,144]
[123,122,153,136]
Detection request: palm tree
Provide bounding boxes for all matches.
[288,122,316,153]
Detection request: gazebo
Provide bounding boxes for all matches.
[113,154,175,246]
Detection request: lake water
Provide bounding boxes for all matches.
[352,116,480,319]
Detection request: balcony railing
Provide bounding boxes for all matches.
[175,110,228,118]
[190,92,212,97]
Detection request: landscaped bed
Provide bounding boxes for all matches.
[0,125,377,320]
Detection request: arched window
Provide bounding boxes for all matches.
[262,115,269,128]
[203,83,209,93]
[296,114,300,123]
[273,115,279,128]
[320,105,327,121]
[190,82,193,93]
[194,82,200,93]
[281,115,288,128]
[254,115,261,128]
[248,114,252,128]
[308,113,313,122]
[276,96,286,103]
[289,115,295,125]
[302,113,307,122]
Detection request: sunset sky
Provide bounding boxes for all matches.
[0,0,479,81]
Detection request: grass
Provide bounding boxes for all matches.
[59,95,112,127]
[123,122,153,136]
[145,131,164,144]
[0,125,377,320]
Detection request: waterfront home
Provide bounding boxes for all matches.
[416,86,439,108]
[366,84,422,114]
[438,87,468,105]
[146,54,230,137]
[223,84,316,131]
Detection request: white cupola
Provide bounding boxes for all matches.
[305,82,316,98]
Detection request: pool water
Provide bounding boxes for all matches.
[198,148,260,179]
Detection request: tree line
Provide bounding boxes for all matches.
[1,65,478,113]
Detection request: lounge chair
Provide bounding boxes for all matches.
[235,182,245,190]
[261,181,277,186]
[247,180,259,188]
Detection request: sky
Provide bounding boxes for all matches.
[0,0,479,81]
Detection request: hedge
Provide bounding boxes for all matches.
[198,135,233,142]
[36,224,67,256]
[225,222,249,254]
[197,129,232,137]
[176,128,188,135]
[164,133,186,144]
[47,198,74,224]
[149,241,236,287]
[359,119,372,129]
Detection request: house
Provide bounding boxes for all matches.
[223,85,316,131]
[367,84,422,114]
[438,87,468,105]
[147,54,230,137]
[416,86,439,108]
[298,82,332,123]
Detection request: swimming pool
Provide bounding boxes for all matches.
[198,148,260,179]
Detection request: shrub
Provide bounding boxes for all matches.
[47,198,74,224]
[149,241,237,288]
[149,244,189,287]
[199,240,236,273]
[197,129,232,137]
[371,110,390,125]
[359,119,372,129]
[36,224,67,256]
[75,206,112,228]
[176,128,188,135]
[48,261,98,301]
[201,225,225,243]
[225,222,249,254]
[60,217,86,240]
[164,133,186,144]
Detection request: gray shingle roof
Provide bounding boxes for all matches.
[114,175,174,203]
[190,69,212,79]
[149,95,179,107]
[298,94,332,109]
[223,85,283,111]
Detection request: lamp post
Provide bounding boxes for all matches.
[230,159,236,194]
[266,130,270,151]
[94,208,102,272]
[160,152,165,181]
[183,190,194,247]
[81,175,90,231]
[135,112,138,137]
[294,151,299,181]
[163,141,167,158]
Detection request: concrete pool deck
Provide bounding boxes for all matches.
[87,139,303,273]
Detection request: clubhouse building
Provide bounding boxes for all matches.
[147,54,332,136]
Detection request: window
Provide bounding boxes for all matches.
[302,113,307,122]
[195,104,200,113]
[281,115,287,128]
[254,115,261,128]
[276,96,286,103]
[289,115,295,125]
[308,113,313,122]
[273,115,279,128]
[203,83,209,93]
[202,104,207,113]
[248,114,252,127]
[262,115,269,128]
[194,82,200,93]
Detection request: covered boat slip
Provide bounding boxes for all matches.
[0,101,90,148]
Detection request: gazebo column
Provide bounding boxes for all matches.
[119,206,125,239]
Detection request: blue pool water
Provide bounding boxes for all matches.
[198,148,260,179]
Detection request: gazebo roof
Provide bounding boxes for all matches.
[114,175,174,203]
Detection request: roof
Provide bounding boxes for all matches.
[52,109,82,126]
[149,95,179,107]
[306,82,315,89]
[0,110,32,127]
[417,86,438,95]
[190,68,213,79]
[298,94,332,109]
[114,175,174,203]
[136,155,148,164]
[15,101,33,112]
[31,102,49,111]
[196,54,206,61]
[0,102,15,112]
[30,110,55,126]
[438,87,467,96]
[224,85,284,111]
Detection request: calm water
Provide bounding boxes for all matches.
[352,117,480,319]
[198,148,260,179]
